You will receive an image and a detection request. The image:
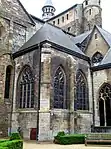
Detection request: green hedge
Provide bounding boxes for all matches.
[10,133,22,141]
[0,147,8,149]
[0,133,23,149]
[54,132,85,145]
[0,140,8,143]
[0,140,23,149]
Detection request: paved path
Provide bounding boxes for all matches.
[23,141,111,149]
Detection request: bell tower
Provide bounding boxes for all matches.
[83,0,102,32]
[42,0,56,21]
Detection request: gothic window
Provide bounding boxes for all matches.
[4,66,12,98]
[18,66,34,109]
[99,84,111,100]
[0,24,5,39]
[53,21,55,25]
[88,24,90,31]
[67,14,69,20]
[68,27,71,32]
[89,9,91,15]
[53,66,66,109]
[62,17,64,23]
[95,33,98,39]
[92,52,103,64]
[58,19,60,24]
[74,70,89,110]
[85,0,88,5]
[99,83,111,126]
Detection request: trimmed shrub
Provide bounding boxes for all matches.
[0,140,23,149]
[57,131,65,136]
[0,147,8,149]
[10,133,22,141]
[54,134,85,145]
[0,140,8,144]
[54,131,65,143]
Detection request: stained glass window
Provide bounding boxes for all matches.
[75,70,89,110]
[18,66,34,109]
[53,66,66,109]
[92,52,103,64]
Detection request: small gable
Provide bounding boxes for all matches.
[0,0,34,25]
[85,27,109,59]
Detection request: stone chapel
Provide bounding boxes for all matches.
[0,0,111,141]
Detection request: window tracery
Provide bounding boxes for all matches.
[75,70,89,110]
[92,52,103,64]
[18,66,34,109]
[53,66,66,109]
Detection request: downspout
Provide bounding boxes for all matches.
[91,69,95,129]
[9,57,15,135]
[36,43,42,141]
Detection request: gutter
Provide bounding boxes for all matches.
[36,44,42,141]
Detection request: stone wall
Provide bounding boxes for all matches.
[12,43,93,141]
[83,5,102,32]
[48,4,83,36]
[38,44,92,140]
[12,49,40,139]
[93,68,111,126]
[85,28,109,59]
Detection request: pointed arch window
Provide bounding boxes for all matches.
[99,83,111,126]
[4,66,12,98]
[53,66,66,109]
[75,70,89,110]
[92,52,103,64]
[18,66,34,109]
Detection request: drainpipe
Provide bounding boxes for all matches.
[36,43,42,141]
[9,57,15,135]
[91,69,95,129]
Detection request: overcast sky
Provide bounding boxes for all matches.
[20,0,111,33]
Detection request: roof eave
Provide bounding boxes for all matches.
[13,40,90,62]
[91,63,111,71]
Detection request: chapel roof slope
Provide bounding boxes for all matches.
[91,26,111,70]
[69,30,92,44]
[15,23,88,59]
[101,48,111,65]
[31,15,45,24]
[96,26,111,47]
[96,26,111,65]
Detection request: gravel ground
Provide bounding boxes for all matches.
[23,141,111,149]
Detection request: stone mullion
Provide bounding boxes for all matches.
[22,85,24,108]
[25,83,28,108]
[29,83,32,108]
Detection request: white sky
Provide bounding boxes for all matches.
[20,0,111,33]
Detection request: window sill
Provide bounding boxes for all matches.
[16,108,37,113]
[75,110,92,114]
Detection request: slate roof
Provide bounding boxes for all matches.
[96,26,111,47]
[69,30,92,44]
[95,26,111,66]
[90,26,111,69]
[31,15,45,24]
[101,48,111,65]
[18,23,85,57]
